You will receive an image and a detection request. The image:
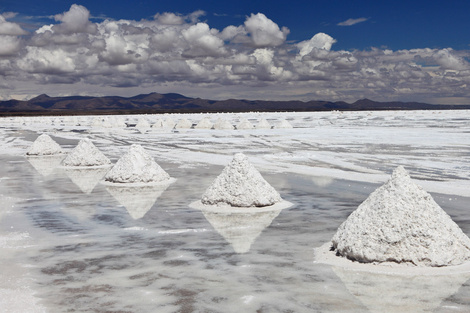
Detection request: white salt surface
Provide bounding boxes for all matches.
[196,153,290,208]
[103,144,175,185]
[61,138,112,168]
[330,166,470,267]
[26,134,63,156]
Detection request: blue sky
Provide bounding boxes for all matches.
[0,1,469,104]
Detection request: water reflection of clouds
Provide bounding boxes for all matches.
[105,184,171,219]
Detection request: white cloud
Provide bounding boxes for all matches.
[154,12,184,25]
[297,33,336,58]
[337,17,368,26]
[54,4,97,34]
[1,5,470,104]
[0,15,28,35]
[244,13,289,47]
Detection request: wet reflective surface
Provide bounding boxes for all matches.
[2,153,470,312]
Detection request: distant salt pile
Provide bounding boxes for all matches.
[331,166,470,267]
[174,118,192,129]
[163,118,176,129]
[26,134,63,156]
[135,117,151,132]
[256,118,271,129]
[236,118,254,130]
[152,119,165,129]
[274,119,293,129]
[195,117,213,129]
[62,139,111,167]
[213,118,234,130]
[195,153,291,209]
[103,144,175,185]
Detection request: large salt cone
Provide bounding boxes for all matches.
[26,134,63,156]
[331,166,470,266]
[103,144,173,185]
[61,138,111,167]
[135,118,151,133]
[201,153,283,207]
[201,209,281,253]
[236,118,254,130]
[273,119,293,129]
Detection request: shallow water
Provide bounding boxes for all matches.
[1,153,470,313]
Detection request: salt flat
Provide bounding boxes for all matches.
[0,110,469,312]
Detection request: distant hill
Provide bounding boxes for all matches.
[0,92,468,116]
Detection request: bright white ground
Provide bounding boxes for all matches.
[0,110,469,312]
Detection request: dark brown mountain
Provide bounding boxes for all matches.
[0,92,468,116]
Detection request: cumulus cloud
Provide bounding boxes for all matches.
[244,13,289,47]
[0,15,28,35]
[1,4,470,104]
[337,17,368,26]
[53,4,97,34]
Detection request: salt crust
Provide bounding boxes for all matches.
[322,166,470,270]
[26,134,63,156]
[61,138,112,168]
[102,144,175,185]
[196,153,289,208]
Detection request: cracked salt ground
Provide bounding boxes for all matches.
[1,110,470,312]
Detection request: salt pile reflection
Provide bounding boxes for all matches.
[199,208,281,253]
[26,155,64,176]
[105,184,171,219]
[64,167,110,194]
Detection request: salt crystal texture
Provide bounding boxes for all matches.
[104,144,172,184]
[61,139,111,167]
[201,153,282,207]
[26,134,63,156]
[332,166,470,267]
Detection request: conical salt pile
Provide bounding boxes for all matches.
[135,117,151,133]
[213,118,234,130]
[194,117,213,129]
[236,118,254,130]
[152,119,165,129]
[201,153,282,207]
[26,134,63,156]
[163,118,176,129]
[174,118,192,129]
[62,139,111,167]
[331,166,470,267]
[256,118,271,129]
[103,144,173,185]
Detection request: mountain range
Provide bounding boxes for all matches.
[1,92,469,116]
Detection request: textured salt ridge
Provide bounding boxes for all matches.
[331,166,470,267]
[201,153,283,207]
[103,144,173,184]
[61,139,111,167]
[26,134,63,156]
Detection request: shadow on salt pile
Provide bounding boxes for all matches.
[105,184,171,219]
